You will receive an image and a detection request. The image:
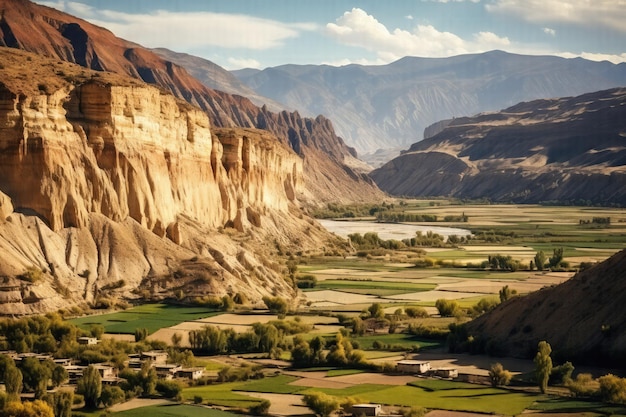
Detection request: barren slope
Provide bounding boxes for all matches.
[371,88,626,206]
[465,249,626,367]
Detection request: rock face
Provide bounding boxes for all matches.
[0,0,382,205]
[465,249,626,366]
[371,88,626,206]
[0,48,336,315]
[232,51,626,156]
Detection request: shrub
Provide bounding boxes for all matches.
[488,363,512,387]
[193,395,203,404]
[405,307,429,318]
[435,299,461,317]
[17,267,43,283]
[249,399,271,416]
[155,380,183,398]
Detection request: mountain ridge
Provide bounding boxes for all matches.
[232,50,626,159]
[370,87,626,206]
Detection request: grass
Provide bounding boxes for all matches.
[352,333,443,350]
[183,382,262,408]
[112,404,241,417]
[307,380,537,415]
[310,280,435,296]
[70,303,221,335]
[529,396,626,416]
[236,375,305,394]
[327,369,365,377]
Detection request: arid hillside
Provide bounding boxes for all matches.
[371,88,626,206]
[0,47,347,315]
[0,0,382,205]
[464,249,626,367]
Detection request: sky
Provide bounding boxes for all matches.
[36,0,626,70]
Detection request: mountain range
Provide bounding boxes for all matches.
[370,87,626,206]
[232,51,626,161]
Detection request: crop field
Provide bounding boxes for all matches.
[113,404,240,417]
[70,303,221,335]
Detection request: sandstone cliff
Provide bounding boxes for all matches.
[0,0,383,205]
[371,88,626,206]
[0,48,337,315]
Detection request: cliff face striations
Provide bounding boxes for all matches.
[0,49,328,315]
[0,0,382,204]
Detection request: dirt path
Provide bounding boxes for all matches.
[238,392,311,416]
[107,398,171,412]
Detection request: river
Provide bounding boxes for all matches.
[318,219,472,241]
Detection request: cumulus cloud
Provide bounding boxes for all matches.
[486,0,626,33]
[325,8,517,62]
[543,27,556,36]
[35,1,316,51]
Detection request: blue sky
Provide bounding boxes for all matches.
[37,0,626,70]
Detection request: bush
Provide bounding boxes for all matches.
[488,363,512,387]
[17,267,43,283]
[262,296,288,314]
[598,374,626,404]
[249,399,271,416]
[193,395,203,404]
[435,299,461,317]
[405,306,429,318]
[566,373,598,398]
[156,380,183,398]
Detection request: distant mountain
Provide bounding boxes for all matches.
[232,51,626,158]
[370,88,626,206]
[0,0,382,205]
[151,48,286,113]
[463,249,626,367]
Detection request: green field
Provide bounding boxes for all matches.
[352,333,443,350]
[309,279,435,296]
[113,404,240,417]
[70,303,221,335]
[529,396,626,416]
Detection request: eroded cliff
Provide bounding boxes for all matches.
[0,48,331,315]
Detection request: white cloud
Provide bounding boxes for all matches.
[226,57,262,70]
[405,15,414,20]
[35,1,315,51]
[325,8,467,61]
[325,8,518,62]
[543,27,556,36]
[486,0,626,33]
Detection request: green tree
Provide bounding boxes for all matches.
[90,325,105,339]
[302,392,340,417]
[155,380,183,398]
[47,389,73,417]
[367,303,385,319]
[51,365,68,387]
[566,373,598,398]
[134,327,148,342]
[488,363,512,387]
[77,365,102,409]
[405,306,429,318]
[548,248,564,268]
[249,399,271,416]
[262,296,288,315]
[534,251,547,271]
[351,317,366,336]
[99,385,125,407]
[19,357,52,399]
[2,400,54,417]
[138,360,157,397]
[499,285,516,303]
[435,299,461,317]
[171,332,182,347]
[534,341,553,394]
[4,364,23,400]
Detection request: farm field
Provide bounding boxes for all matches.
[112,403,241,417]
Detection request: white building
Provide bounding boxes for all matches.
[397,360,431,374]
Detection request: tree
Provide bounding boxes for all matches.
[47,389,73,417]
[548,247,564,268]
[367,303,385,319]
[302,392,340,417]
[405,306,429,318]
[138,360,157,397]
[51,365,68,387]
[19,357,51,399]
[77,365,102,409]
[534,341,553,394]
[566,373,597,398]
[156,380,183,398]
[171,332,182,347]
[134,327,148,342]
[351,317,366,336]
[99,385,125,407]
[499,285,516,303]
[249,399,271,416]
[89,325,105,339]
[488,363,512,387]
[534,251,546,271]
[435,299,461,317]
[4,364,23,400]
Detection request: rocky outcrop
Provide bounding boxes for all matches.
[371,88,626,206]
[0,48,338,315]
[0,0,383,205]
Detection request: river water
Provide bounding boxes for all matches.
[318,219,472,241]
